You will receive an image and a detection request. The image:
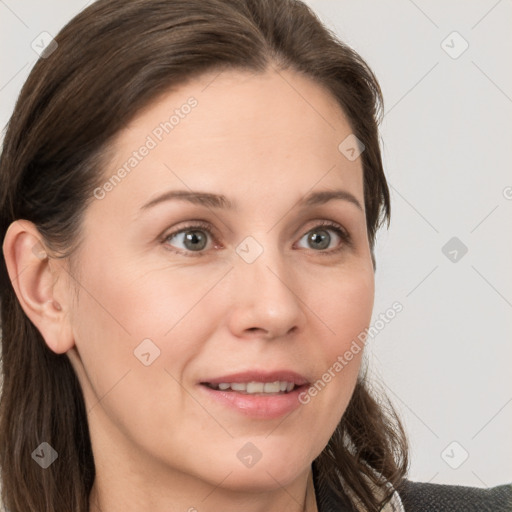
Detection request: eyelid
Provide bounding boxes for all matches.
[161,219,352,256]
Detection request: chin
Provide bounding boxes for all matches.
[220,463,306,493]
[207,448,311,492]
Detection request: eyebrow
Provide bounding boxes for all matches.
[140,188,363,212]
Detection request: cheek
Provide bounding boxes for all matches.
[68,234,375,473]
[73,238,374,392]
[312,261,375,353]
[69,248,230,410]
[69,259,215,454]
[299,265,374,436]
[72,244,222,346]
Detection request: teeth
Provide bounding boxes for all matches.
[210,381,296,394]
[247,382,264,393]
[263,381,281,393]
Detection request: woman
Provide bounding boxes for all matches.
[0,1,510,511]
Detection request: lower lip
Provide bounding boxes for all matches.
[199,384,307,419]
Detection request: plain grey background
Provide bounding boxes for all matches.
[1,0,511,490]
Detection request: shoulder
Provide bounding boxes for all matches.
[394,479,512,512]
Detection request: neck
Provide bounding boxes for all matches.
[89,467,318,512]
[87,428,319,512]
[85,404,319,512]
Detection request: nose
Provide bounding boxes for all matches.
[225,241,307,341]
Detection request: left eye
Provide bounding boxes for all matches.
[296,224,346,251]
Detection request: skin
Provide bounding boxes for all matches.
[3,67,375,512]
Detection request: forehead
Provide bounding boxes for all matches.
[96,67,364,215]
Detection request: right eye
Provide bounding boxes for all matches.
[162,221,218,256]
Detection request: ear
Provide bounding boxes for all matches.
[2,220,75,354]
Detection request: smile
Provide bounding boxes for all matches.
[203,381,296,394]
[198,370,310,419]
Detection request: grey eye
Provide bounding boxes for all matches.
[297,227,342,251]
[167,229,209,251]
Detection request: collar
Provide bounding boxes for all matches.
[312,461,405,512]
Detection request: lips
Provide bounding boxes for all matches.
[198,370,310,419]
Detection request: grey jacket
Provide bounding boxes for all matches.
[312,462,512,511]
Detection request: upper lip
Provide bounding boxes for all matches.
[200,370,309,386]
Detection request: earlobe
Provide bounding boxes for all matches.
[2,220,75,354]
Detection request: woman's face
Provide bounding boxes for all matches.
[65,68,374,492]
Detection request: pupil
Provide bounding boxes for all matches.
[185,231,206,251]
[309,230,330,250]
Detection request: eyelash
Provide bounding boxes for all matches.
[161,220,352,257]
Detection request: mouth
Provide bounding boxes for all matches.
[201,380,299,395]
[198,371,310,419]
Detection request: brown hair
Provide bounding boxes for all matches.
[0,0,408,510]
